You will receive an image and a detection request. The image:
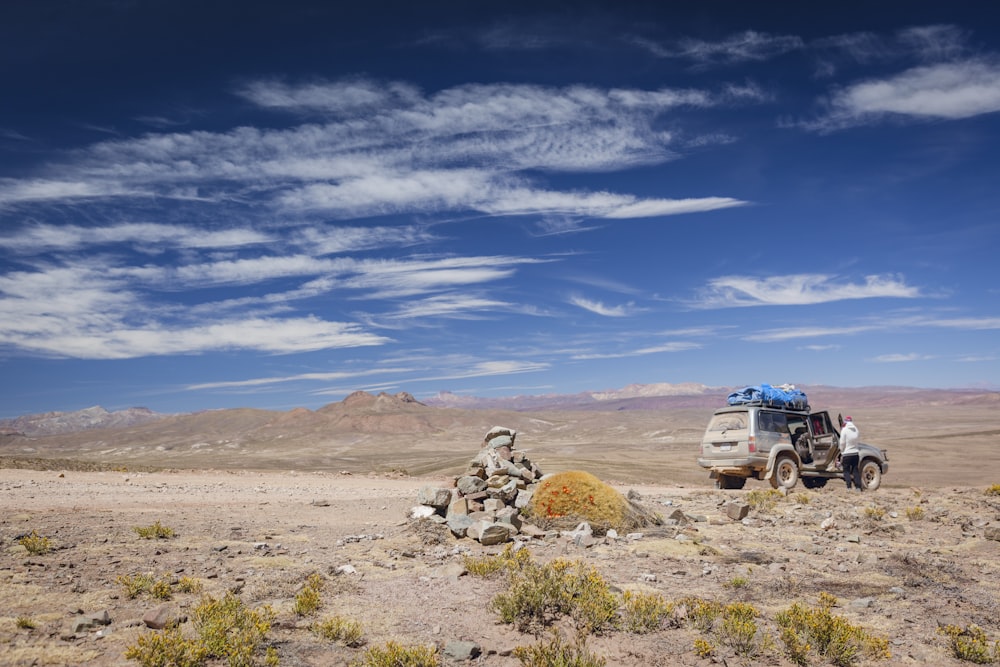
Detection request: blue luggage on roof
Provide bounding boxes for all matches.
[727,384,809,410]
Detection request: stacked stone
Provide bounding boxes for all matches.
[414,426,546,545]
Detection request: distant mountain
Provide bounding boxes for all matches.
[0,406,166,437]
[424,382,721,410]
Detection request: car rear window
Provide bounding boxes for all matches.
[707,412,747,432]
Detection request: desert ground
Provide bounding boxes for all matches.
[2,401,1000,665]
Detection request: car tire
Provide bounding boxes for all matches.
[770,456,799,490]
[801,477,828,489]
[715,474,747,490]
[860,459,882,491]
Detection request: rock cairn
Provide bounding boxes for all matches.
[412,426,545,545]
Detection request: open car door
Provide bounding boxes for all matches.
[808,411,839,467]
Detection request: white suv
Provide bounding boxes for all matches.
[697,404,889,491]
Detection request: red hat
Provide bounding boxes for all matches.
[844,416,853,421]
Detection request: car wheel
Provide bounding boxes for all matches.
[860,459,882,491]
[770,456,799,490]
[715,474,747,490]
[801,477,828,489]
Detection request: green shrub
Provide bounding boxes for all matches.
[16,615,36,629]
[177,576,204,594]
[151,578,174,600]
[718,602,771,659]
[620,591,673,634]
[776,594,890,666]
[134,521,175,539]
[677,596,723,633]
[985,484,1000,497]
[352,641,439,666]
[294,585,321,617]
[118,573,156,599]
[193,592,275,667]
[18,530,51,555]
[513,633,606,666]
[311,615,365,647]
[938,624,1000,664]
[905,506,926,521]
[489,557,619,635]
[464,543,531,577]
[125,625,208,667]
[746,489,783,512]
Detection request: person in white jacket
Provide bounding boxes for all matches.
[839,416,862,491]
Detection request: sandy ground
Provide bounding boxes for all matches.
[3,465,1000,666]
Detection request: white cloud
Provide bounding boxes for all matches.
[694,273,920,308]
[569,296,636,317]
[1,80,752,221]
[572,341,700,360]
[0,222,272,253]
[188,366,412,390]
[804,59,1000,131]
[871,353,933,363]
[743,325,882,343]
[638,30,804,65]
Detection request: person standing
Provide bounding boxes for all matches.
[839,416,862,491]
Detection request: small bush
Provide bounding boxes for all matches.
[151,578,174,601]
[490,557,619,635]
[353,641,439,667]
[134,521,175,539]
[193,592,275,667]
[312,615,365,647]
[18,530,52,555]
[905,506,926,521]
[746,489,783,512]
[718,602,771,659]
[794,493,811,504]
[938,624,1000,664]
[864,505,886,521]
[621,590,673,634]
[177,576,204,594]
[464,543,531,577]
[125,625,208,667]
[776,594,890,666]
[677,596,723,633]
[294,585,321,617]
[118,573,156,599]
[693,637,714,658]
[513,633,606,667]
[16,615,36,629]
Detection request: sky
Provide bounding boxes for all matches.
[1,1,999,417]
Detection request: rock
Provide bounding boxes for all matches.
[447,514,475,538]
[984,523,1000,541]
[496,507,523,531]
[667,508,690,524]
[410,505,437,519]
[142,604,178,630]
[479,523,512,546]
[514,489,534,509]
[821,517,837,531]
[725,501,751,521]
[483,498,503,513]
[311,499,330,507]
[418,486,453,509]
[519,523,546,538]
[444,640,482,661]
[456,476,487,495]
[447,498,469,517]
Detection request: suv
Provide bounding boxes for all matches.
[697,404,889,491]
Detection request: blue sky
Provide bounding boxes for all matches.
[2,1,999,416]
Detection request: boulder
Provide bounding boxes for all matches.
[418,486,453,509]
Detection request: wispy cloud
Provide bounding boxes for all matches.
[871,352,933,363]
[568,295,638,317]
[188,366,413,390]
[694,273,921,308]
[801,58,1000,131]
[571,341,700,360]
[0,80,752,223]
[635,30,804,65]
